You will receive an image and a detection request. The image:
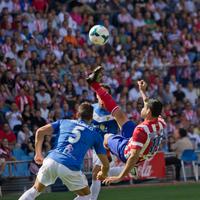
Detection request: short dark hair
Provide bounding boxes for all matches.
[147,99,163,118]
[179,128,187,138]
[100,84,111,94]
[78,102,93,121]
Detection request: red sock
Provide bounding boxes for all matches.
[91,82,119,113]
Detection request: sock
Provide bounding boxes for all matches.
[18,187,41,200]
[90,180,101,200]
[91,82,118,113]
[73,194,91,200]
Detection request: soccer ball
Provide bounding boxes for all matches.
[89,25,109,45]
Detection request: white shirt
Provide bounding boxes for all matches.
[36,92,51,105]
[40,108,49,121]
[129,88,140,101]
[6,111,22,130]
[17,130,33,146]
[59,27,68,38]
[133,19,145,28]
[183,88,198,106]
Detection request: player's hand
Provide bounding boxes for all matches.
[102,176,122,185]
[137,80,147,92]
[34,154,44,165]
[97,171,107,181]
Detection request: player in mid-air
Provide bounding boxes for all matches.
[87,66,166,184]
[18,102,109,200]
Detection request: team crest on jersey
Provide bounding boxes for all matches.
[100,124,106,131]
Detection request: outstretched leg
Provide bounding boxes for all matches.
[87,66,128,129]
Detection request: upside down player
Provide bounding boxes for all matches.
[87,66,166,184]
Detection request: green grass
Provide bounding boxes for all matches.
[3,183,200,200]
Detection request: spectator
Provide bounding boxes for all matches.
[60,101,73,119]
[166,128,193,181]
[0,123,16,148]
[32,110,46,128]
[17,123,33,153]
[32,0,49,12]
[35,85,51,106]
[40,100,49,121]
[173,84,186,102]
[0,138,16,176]
[5,102,22,132]
[15,88,33,112]
[183,82,198,106]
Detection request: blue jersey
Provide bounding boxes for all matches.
[47,119,106,171]
[92,103,119,137]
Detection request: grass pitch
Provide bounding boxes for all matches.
[3,183,200,200]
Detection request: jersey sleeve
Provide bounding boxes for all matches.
[51,120,60,133]
[130,128,147,150]
[93,133,106,155]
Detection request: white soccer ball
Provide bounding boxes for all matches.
[89,25,109,45]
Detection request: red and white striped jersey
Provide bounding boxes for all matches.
[124,117,166,163]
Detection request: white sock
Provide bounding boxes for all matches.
[90,180,101,200]
[73,194,91,200]
[18,187,41,200]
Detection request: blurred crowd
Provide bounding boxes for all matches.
[0,0,200,176]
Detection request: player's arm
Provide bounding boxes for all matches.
[97,154,110,179]
[116,149,140,179]
[34,124,53,164]
[138,80,148,103]
[93,133,110,180]
[103,149,140,184]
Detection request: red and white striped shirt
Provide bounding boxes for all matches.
[124,117,166,164]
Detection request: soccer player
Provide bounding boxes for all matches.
[90,84,130,200]
[18,102,109,200]
[87,66,166,184]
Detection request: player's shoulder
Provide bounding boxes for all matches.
[92,103,100,111]
[158,116,167,128]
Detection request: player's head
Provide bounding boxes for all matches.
[141,98,163,119]
[97,84,111,107]
[77,102,93,122]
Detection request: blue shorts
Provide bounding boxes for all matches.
[107,121,136,163]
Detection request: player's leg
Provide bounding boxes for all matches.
[104,134,128,163]
[90,164,101,200]
[87,66,128,129]
[57,163,91,200]
[18,158,58,200]
[73,186,91,200]
[18,178,45,200]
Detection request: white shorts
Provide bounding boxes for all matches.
[92,150,115,167]
[37,158,88,191]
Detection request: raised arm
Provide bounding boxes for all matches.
[137,80,149,103]
[34,124,53,165]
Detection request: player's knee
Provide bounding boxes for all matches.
[34,180,45,193]
[92,165,101,180]
[103,134,112,150]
